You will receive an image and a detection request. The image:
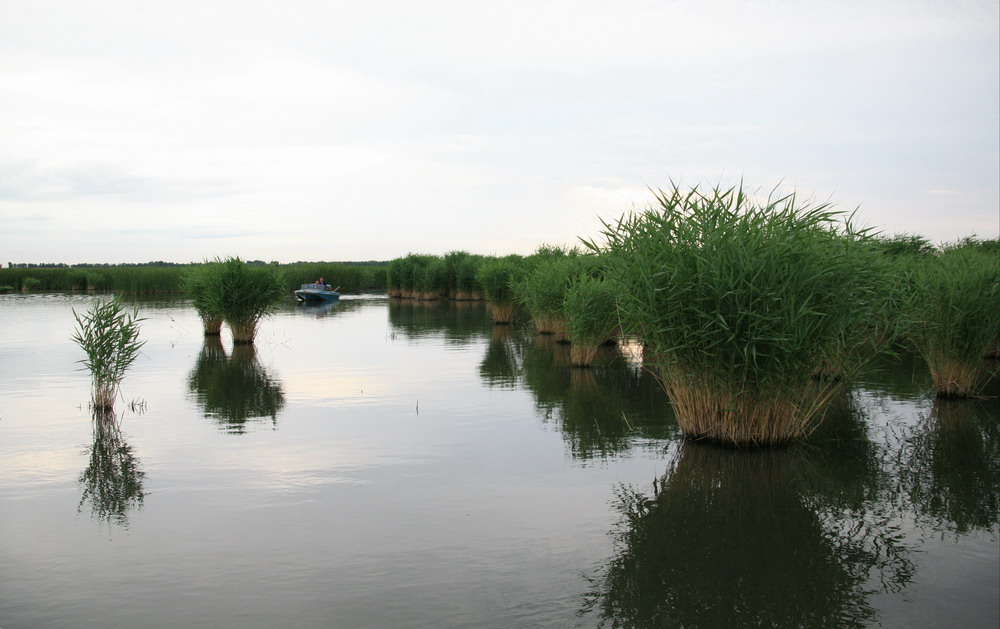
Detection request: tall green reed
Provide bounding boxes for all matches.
[476,256,526,324]
[200,257,287,344]
[588,182,887,446]
[563,275,620,367]
[903,246,1000,396]
[71,299,146,410]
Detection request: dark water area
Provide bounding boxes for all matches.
[0,294,997,628]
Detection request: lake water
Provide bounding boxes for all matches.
[0,293,997,628]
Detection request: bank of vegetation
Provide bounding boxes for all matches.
[384,184,998,446]
[30,181,999,446]
[0,261,388,294]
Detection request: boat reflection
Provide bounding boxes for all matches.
[187,337,286,433]
[296,299,341,317]
[78,409,146,527]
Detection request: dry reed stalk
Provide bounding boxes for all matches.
[924,354,990,397]
[570,344,601,368]
[488,302,517,324]
[662,369,844,446]
[202,316,223,336]
[534,314,569,337]
[229,322,259,344]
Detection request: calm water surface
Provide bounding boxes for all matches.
[0,294,997,628]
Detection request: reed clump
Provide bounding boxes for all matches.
[71,298,146,410]
[589,182,886,446]
[564,275,619,367]
[476,256,525,324]
[903,244,1000,397]
[197,257,286,344]
[182,262,224,335]
[515,252,597,340]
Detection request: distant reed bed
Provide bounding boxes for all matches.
[0,261,388,295]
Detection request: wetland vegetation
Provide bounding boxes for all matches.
[2,179,997,626]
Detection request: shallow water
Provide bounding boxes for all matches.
[0,294,997,628]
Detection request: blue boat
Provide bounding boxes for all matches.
[294,283,340,302]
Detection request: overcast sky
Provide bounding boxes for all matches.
[1,0,997,264]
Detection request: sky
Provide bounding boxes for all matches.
[1,0,997,264]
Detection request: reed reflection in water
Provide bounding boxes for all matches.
[580,431,916,628]
[78,409,146,527]
[187,337,286,433]
[900,397,1000,533]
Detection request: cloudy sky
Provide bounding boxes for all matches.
[1,0,997,264]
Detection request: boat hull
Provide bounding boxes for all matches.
[295,287,341,302]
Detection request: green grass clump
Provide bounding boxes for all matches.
[71,299,146,410]
[199,257,286,344]
[515,254,597,338]
[476,256,526,324]
[444,251,484,300]
[420,257,450,300]
[903,245,1000,396]
[563,275,620,367]
[182,262,225,335]
[588,182,886,446]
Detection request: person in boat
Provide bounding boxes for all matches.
[315,277,325,288]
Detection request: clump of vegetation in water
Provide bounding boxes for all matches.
[419,257,450,300]
[588,182,886,446]
[71,298,146,410]
[515,251,597,339]
[444,250,484,300]
[182,261,225,335]
[476,256,526,324]
[563,275,619,367]
[903,242,999,397]
[199,257,286,344]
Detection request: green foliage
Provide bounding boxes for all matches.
[198,257,287,344]
[563,275,619,347]
[870,233,936,257]
[0,261,386,294]
[588,182,888,444]
[181,262,225,334]
[475,256,525,304]
[280,261,387,293]
[515,256,591,320]
[71,298,146,410]
[22,276,40,290]
[421,257,450,298]
[903,246,1000,396]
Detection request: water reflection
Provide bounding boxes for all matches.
[524,341,677,461]
[78,409,146,527]
[581,438,915,629]
[478,325,524,389]
[295,300,341,317]
[187,337,286,433]
[388,299,490,344]
[899,397,1000,533]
